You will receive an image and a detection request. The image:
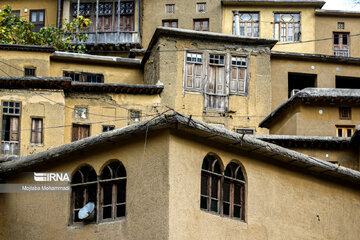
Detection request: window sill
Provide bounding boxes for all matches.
[30,143,44,147]
[200,209,247,224]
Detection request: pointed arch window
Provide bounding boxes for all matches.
[71,165,98,223]
[223,162,245,220]
[201,154,222,213]
[100,161,127,221]
[200,154,246,221]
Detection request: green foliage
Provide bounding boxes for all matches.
[0,5,91,52]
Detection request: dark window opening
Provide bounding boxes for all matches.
[336,76,360,89]
[64,71,104,83]
[30,10,45,32]
[25,68,36,77]
[102,125,115,132]
[288,73,317,98]
[339,107,351,120]
[1,102,21,156]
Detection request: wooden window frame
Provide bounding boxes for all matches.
[193,18,209,31]
[339,107,351,120]
[129,110,141,123]
[274,12,300,42]
[200,155,246,221]
[72,124,90,142]
[196,3,206,13]
[30,118,43,144]
[24,67,36,77]
[336,125,354,138]
[162,19,178,28]
[1,101,21,156]
[30,9,45,32]
[333,32,350,57]
[102,125,115,132]
[165,4,175,14]
[230,56,247,95]
[64,71,104,83]
[234,12,259,37]
[184,52,203,92]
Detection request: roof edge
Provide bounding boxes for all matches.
[222,0,325,7]
[0,44,55,52]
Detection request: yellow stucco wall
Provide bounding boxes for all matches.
[141,0,222,49]
[0,50,51,77]
[269,104,360,137]
[145,37,272,134]
[1,130,360,239]
[2,0,58,27]
[63,93,160,143]
[0,131,170,240]
[271,58,360,109]
[222,5,317,54]
[0,89,65,156]
[50,60,144,85]
[315,15,360,58]
[168,132,360,240]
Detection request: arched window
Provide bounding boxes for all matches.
[200,154,222,213]
[100,161,127,221]
[71,165,97,223]
[223,162,245,220]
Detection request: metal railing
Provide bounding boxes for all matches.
[1,141,19,156]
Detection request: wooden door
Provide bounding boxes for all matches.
[9,117,19,141]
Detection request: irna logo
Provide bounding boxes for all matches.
[34,172,70,182]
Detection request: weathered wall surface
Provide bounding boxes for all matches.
[288,147,358,170]
[222,5,317,54]
[270,104,360,137]
[168,132,360,240]
[0,50,51,77]
[0,89,65,156]
[50,60,144,85]
[0,131,170,240]
[144,37,272,134]
[271,58,360,109]
[315,15,360,58]
[63,92,161,143]
[3,0,58,27]
[142,0,222,49]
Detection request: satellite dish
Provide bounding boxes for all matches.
[78,202,95,221]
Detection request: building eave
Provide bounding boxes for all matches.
[315,9,360,17]
[222,0,325,7]
[0,44,55,53]
[142,27,277,66]
[51,51,141,66]
[271,51,360,65]
[259,88,360,128]
[0,113,359,186]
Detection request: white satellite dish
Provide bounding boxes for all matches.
[78,202,95,221]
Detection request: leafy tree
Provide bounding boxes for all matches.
[0,5,91,52]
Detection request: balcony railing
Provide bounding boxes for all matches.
[1,141,19,156]
[73,31,139,45]
[334,50,349,57]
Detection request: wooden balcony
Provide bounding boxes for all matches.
[71,31,139,46]
[1,141,19,156]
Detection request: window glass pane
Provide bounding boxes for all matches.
[200,196,208,209]
[294,13,300,22]
[210,199,218,212]
[223,181,230,202]
[74,187,84,208]
[103,183,112,205]
[117,180,126,203]
[334,34,339,45]
[223,202,230,216]
[253,13,259,21]
[103,206,112,219]
[117,204,126,217]
[234,184,241,205]
[343,35,348,45]
[39,12,44,22]
[31,12,37,22]
[347,129,352,137]
[211,177,218,198]
[201,174,208,195]
[274,13,280,21]
[338,129,342,137]
[233,205,241,218]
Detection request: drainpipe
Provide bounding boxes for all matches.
[233,10,240,36]
[96,0,99,45]
[117,0,120,39]
[57,0,62,28]
[137,0,140,43]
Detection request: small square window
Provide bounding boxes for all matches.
[197,3,206,13]
[129,110,141,123]
[166,4,175,14]
[339,107,351,120]
[74,107,88,119]
[102,125,115,132]
[338,22,344,29]
[235,128,254,135]
[25,68,36,77]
